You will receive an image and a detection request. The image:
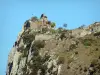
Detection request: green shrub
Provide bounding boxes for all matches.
[22,66,27,73]
[51,22,56,28]
[69,44,77,50]
[94,32,100,36]
[57,27,63,33]
[28,56,41,68]
[75,51,78,55]
[50,29,56,34]
[21,49,28,57]
[27,55,42,75]
[57,56,65,64]
[78,25,85,29]
[41,55,50,62]
[22,32,35,45]
[83,67,87,72]
[27,51,48,75]
[91,59,98,66]
[32,56,42,67]
[22,66,28,75]
[42,28,48,33]
[67,58,74,64]
[59,32,66,40]
[33,50,39,56]
[25,40,47,75]
[34,16,38,19]
[82,39,92,46]
[21,43,31,57]
[33,40,45,49]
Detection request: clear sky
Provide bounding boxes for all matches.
[0,0,100,75]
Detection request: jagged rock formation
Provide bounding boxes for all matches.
[6,14,100,75]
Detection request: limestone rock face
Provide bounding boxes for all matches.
[6,15,100,75]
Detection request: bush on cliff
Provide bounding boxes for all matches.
[22,31,35,45]
[51,22,56,28]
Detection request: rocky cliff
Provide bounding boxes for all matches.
[6,14,100,75]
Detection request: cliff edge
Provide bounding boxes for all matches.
[6,14,100,75]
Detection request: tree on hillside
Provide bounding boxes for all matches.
[78,24,86,29]
[31,16,38,22]
[57,27,63,33]
[51,22,56,28]
[63,23,67,29]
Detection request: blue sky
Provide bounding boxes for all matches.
[0,0,100,75]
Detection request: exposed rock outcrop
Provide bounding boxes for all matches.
[6,15,100,75]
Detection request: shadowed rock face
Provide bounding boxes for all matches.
[6,15,100,75]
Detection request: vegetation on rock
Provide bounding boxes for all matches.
[6,15,100,75]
